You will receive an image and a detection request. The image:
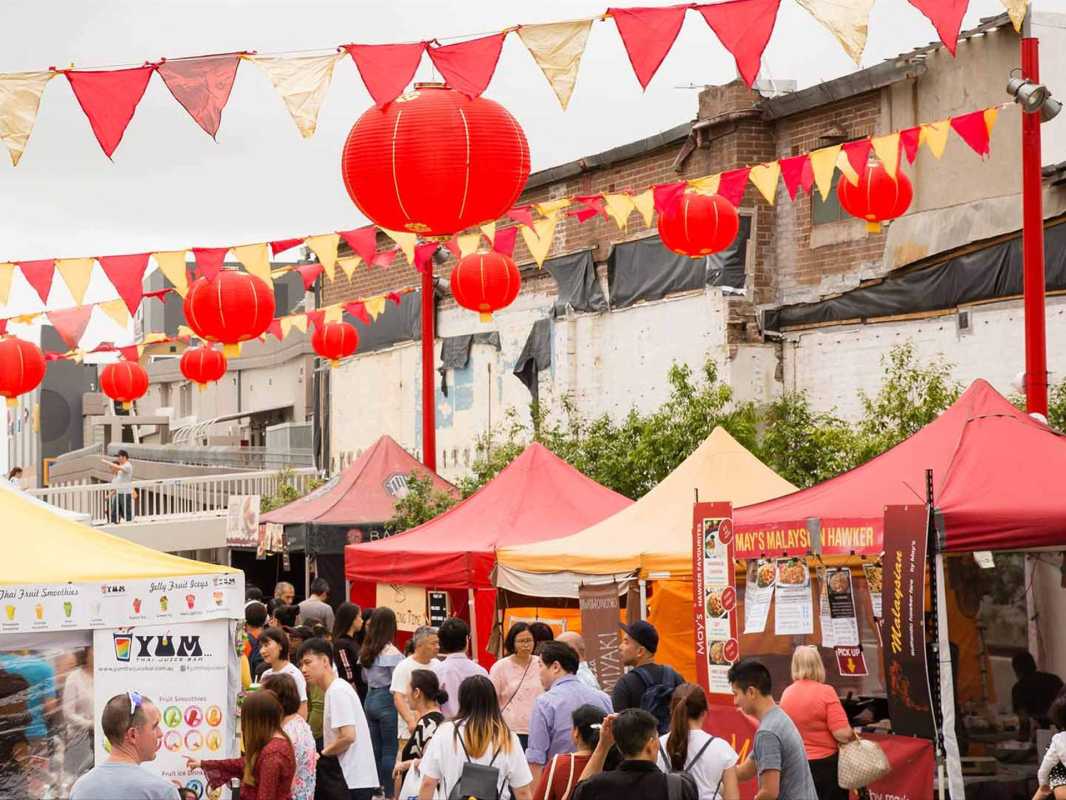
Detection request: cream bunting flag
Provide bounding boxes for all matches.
[152,251,189,297]
[871,132,901,179]
[1001,0,1028,32]
[749,161,782,204]
[100,299,130,328]
[280,315,307,339]
[365,295,387,320]
[632,189,655,227]
[233,243,273,287]
[55,258,95,305]
[0,262,14,306]
[603,193,636,230]
[178,324,196,340]
[835,149,860,185]
[517,20,593,110]
[382,230,417,265]
[458,233,482,257]
[250,53,342,139]
[794,0,874,65]
[338,256,361,280]
[305,233,340,281]
[534,198,571,217]
[984,106,1000,137]
[519,216,559,268]
[687,175,721,196]
[810,145,842,200]
[920,120,951,159]
[0,71,54,166]
[324,304,343,324]
[480,221,497,242]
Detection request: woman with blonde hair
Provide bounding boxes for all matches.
[779,645,855,800]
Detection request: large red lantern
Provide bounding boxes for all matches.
[341,83,530,236]
[0,337,46,407]
[450,252,521,322]
[657,193,740,257]
[311,321,359,366]
[100,360,149,410]
[837,161,913,233]
[180,345,227,389]
[184,270,275,357]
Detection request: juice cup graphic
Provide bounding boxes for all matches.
[63,601,73,618]
[212,591,224,606]
[159,595,168,612]
[4,605,14,621]
[34,603,43,620]
[113,633,132,662]
[132,598,142,614]
[185,594,195,609]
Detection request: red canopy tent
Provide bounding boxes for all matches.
[345,442,632,663]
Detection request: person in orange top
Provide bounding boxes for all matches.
[778,646,856,800]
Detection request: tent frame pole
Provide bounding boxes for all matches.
[468,588,479,659]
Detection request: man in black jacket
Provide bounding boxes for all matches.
[610,622,682,723]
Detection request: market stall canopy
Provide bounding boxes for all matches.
[261,434,456,527]
[735,379,1063,555]
[496,427,798,595]
[0,480,91,523]
[345,443,632,589]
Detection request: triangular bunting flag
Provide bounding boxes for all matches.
[603,193,637,229]
[899,127,921,164]
[270,238,303,256]
[118,345,141,362]
[157,54,240,138]
[778,155,809,200]
[920,119,951,159]
[907,0,969,56]
[295,263,324,290]
[687,175,721,196]
[386,291,404,306]
[632,190,655,227]
[17,259,55,304]
[535,199,571,217]
[517,20,593,110]
[99,298,130,328]
[697,0,781,87]
[794,0,873,65]
[305,233,340,281]
[984,106,999,138]
[152,251,189,296]
[233,243,273,287]
[55,258,95,305]
[372,250,398,269]
[871,132,901,178]
[251,53,342,138]
[365,295,387,320]
[0,71,55,166]
[836,149,859,184]
[843,139,873,177]
[800,158,815,194]
[569,206,601,223]
[480,221,497,242]
[1001,0,1027,32]
[266,319,284,341]
[508,206,536,228]
[653,181,687,214]
[191,247,228,281]
[519,217,558,267]
[279,316,298,339]
[382,229,417,265]
[809,145,842,200]
[457,233,482,257]
[46,306,93,348]
[951,109,992,157]
[493,226,519,257]
[339,227,378,264]
[749,161,782,204]
[718,167,751,206]
[324,304,343,323]
[66,66,154,158]
[414,242,439,275]
[344,42,426,107]
[337,256,362,280]
[345,301,371,326]
[609,5,688,90]
[99,253,150,314]
[444,237,461,260]
[305,310,325,332]
[0,263,13,305]
[428,33,506,97]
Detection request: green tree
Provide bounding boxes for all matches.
[260,467,324,514]
[756,392,858,488]
[386,471,460,533]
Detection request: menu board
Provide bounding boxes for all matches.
[692,502,738,701]
[863,561,884,619]
[773,557,813,635]
[825,567,860,647]
[818,569,836,648]
[743,558,775,634]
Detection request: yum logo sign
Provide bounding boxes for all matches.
[113,633,205,662]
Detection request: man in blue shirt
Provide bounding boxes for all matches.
[526,641,612,784]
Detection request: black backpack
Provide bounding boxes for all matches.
[446,733,508,800]
[634,665,683,734]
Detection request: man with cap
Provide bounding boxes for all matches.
[611,621,683,729]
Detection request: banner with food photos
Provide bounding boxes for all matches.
[773,557,814,635]
[692,501,739,702]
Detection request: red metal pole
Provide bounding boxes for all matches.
[421,266,437,470]
[1021,25,1049,416]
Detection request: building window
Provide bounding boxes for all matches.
[159,383,172,409]
[812,170,847,226]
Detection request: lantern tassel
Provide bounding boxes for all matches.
[122,401,132,411]
[5,397,16,409]
[330,359,339,369]
[479,312,493,323]
[223,343,241,358]
[197,382,206,392]
[866,221,882,234]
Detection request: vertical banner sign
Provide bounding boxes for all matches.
[225,495,260,547]
[579,583,623,693]
[881,505,936,739]
[94,619,234,799]
[693,501,737,702]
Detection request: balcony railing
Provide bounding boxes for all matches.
[28,468,320,526]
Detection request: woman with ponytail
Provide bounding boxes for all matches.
[656,684,739,800]
[533,704,608,800]
[393,669,448,797]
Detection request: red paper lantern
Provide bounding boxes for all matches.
[184,269,275,357]
[180,345,227,389]
[657,193,740,257]
[450,252,521,322]
[100,360,149,410]
[836,161,913,233]
[0,337,46,408]
[341,83,530,236]
[311,321,359,366]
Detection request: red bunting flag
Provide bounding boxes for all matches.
[428,33,506,97]
[99,253,150,314]
[779,154,810,200]
[295,262,324,290]
[652,181,687,214]
[573,194,607,221]
[344,42,427,107]
[156,54,240,138]
[609,5,688,90]
[47,306,94,348]
[386,291,403,306]
[697,0,781,87]
[843,138,874,176]
[493,226,519,257]
[718,167,751,206]
[414,242,439,275]
[907,0,969,57]
[0,320,7,336]
[266,319,284,341]
[191,247,228,281]
[900,127,921,164]
[270,238,304,256]
[339,227,378,264]
[305,310,325,331]
[143,288,171,303]
[371,250,398,269]
[66,66,154,158]
[17,259,55,304]
[951,109,991,157]
[444,237,462,260]
[800,157,814,193]
[345,301,371,325]
[118,345,140,362]
[508,206,536,228]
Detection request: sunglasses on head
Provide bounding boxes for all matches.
[128,690,143,717]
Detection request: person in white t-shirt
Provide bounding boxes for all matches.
[259,627,309,719]
[656,684,739,800]
[393,626,441,746]
[418,674,534,800]
[300,637,379,800]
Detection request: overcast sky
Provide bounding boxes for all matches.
[0,0,1006,321]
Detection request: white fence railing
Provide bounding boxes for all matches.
[28,468,320,526]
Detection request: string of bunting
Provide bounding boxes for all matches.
[0,0,1028,163]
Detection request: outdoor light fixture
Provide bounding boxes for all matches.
[1007,69,1062,121]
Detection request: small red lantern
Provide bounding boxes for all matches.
[100,360,149,410]
[341,83,530,236]
[450,252,521,322]
[837,162,913,233]
[184,270,275,357]
[311,321,359,366]
[180,345,227,389]
[0,337,46,408]
[657,193,740,257]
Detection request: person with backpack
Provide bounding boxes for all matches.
[417,675,534,800]
[533,705,611,800]
[656,685,739,800]
[610,622,683,734]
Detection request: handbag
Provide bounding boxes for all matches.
[837,736,891,789]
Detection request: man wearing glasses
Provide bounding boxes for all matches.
[70,691,180,800]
